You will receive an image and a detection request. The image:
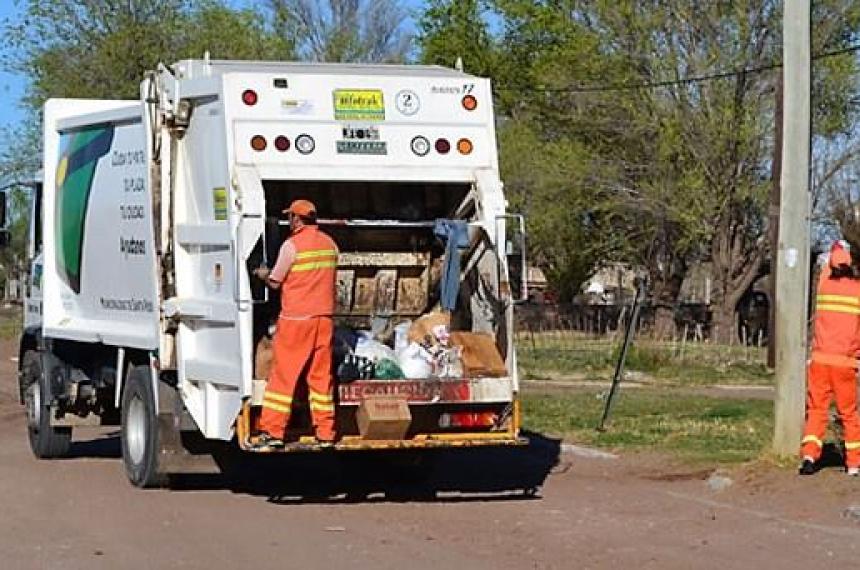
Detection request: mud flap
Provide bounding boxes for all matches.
[156,382,220,474]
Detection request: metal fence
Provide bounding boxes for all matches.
[513,303,768,372]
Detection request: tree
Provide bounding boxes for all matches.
[418,0,497,76]
[419,0,860,341]
[268,0,410,63]
[4,1,293,108]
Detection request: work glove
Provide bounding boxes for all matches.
[253,266,271,281]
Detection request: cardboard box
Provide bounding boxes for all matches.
[356,396,412,440]
[449,332,508,377]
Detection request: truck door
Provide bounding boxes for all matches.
[167,163,264,441]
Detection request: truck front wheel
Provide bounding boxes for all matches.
[121,365,166,488]
[23,351,72,458]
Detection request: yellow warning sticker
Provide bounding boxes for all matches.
[213,187,228,221]
[333,89,385,121]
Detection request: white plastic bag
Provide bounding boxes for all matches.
[393,321,412,353]
[355,337,397,364]
[397,342,434,379]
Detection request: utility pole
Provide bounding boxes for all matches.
[773,0,811,455]
[767,76,783,369]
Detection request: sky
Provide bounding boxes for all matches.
[0,0,25,132]
[0,0,426,132]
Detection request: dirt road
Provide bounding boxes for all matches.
[2,340,860,569]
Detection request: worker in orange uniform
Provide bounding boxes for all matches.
[800,240,860,476]
[251,199,339,450]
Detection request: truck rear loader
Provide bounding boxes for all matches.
[15,59,527,487]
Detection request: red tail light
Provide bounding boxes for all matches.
[274,136,290,152]
[435,138,451,154]
[242,89,258,106]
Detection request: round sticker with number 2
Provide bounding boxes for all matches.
[395,90,420,116]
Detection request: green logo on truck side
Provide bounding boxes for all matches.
[55,126,115,294]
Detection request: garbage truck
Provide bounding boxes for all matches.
[15,59,527,487]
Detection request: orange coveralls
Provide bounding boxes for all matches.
[259,225,339,441]
[801,259,860,468]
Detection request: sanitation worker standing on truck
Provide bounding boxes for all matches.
[799,240,860,476]
[252,199,339,449]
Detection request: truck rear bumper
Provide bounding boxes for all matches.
[242,433,528,453]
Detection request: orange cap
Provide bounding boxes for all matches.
[830,241,851,267]
[282,199,316,217]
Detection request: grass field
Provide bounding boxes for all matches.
[521,389,774,464]
[0,306,22,340]
[517,334,773,386]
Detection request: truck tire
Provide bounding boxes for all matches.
[121,365,166,488]
[23,350,72,458]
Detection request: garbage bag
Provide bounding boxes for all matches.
[397,342,434,379]
[374,358,405,380]
[355,337,397,363]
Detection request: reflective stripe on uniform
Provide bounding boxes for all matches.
[816,303,860,315]
[817,294,860,306]
[292,260,338,272]
[310,391,335,412]
[263,400,291,414]
[296,249,338,260]
[846,441,860,451]
[802,435,823,447]
[264,392,293,404]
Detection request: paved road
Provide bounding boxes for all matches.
[2,344,860,569]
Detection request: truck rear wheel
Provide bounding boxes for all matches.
[121,365,166,488]
[23,351,72,458]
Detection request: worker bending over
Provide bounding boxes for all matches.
[800,240,860,476]
[252,199,339,449]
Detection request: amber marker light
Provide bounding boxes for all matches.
[462,94,478,111]
[250,135,267,151]
[457,138,473,155]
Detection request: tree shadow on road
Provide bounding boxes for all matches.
[170,430,562,504]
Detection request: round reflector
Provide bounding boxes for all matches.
[462,94,478,111]
[411,136,431,157]
[242,89,258,106]
[295,134,315,154]
[435,138,451,154]
[274,135,291,152]
[250,135,267,151]
[457,138,473,155]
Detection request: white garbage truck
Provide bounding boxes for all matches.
[15,59,527,487]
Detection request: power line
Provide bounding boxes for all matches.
[496,43,860,94]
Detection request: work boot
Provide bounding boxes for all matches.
[315,436,336,450]
[848,467,860,477]
[798,458,816,476]
[250,433,284,451]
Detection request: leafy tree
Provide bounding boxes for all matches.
[267,0,410,63]
[417,0,497,76]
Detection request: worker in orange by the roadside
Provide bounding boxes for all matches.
[800,240,860,476]
[251,199,339,450]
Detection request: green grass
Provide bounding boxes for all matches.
[0,306,22,340]
[522,389,773,464]
[516,335,773,386]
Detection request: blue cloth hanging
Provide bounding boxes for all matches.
[434,219,470,311]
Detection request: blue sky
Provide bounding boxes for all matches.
[0,0,426,132]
